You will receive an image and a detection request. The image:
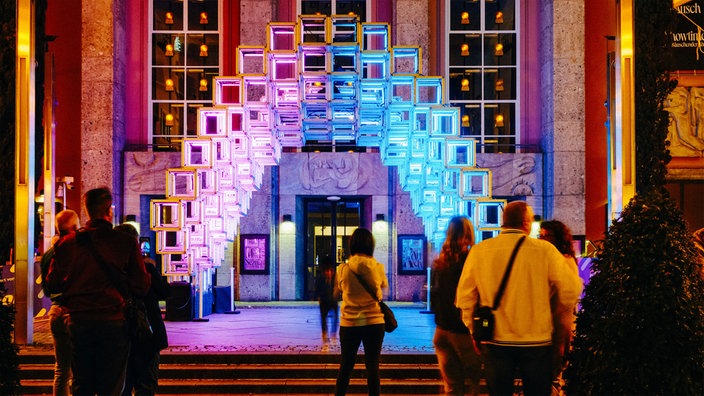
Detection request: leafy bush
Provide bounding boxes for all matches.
[564,3,704,394]
[565,190,704,395]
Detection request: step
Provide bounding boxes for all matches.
[19,378,446,395]
[19,353,445,395]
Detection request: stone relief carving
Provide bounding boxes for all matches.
[299,153,365,191]
[125,152,180,193]
[476,154,540,197]
[665,86,704,157]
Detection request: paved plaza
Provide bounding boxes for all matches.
[26,302,437,354]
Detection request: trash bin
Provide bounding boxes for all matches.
[213,286,231,313]
[165,281,193,321]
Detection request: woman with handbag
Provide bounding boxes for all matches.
[333,228,389,396]
[431,216,482,396]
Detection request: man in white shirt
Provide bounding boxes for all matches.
[456,201,582,396]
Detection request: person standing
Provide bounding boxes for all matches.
[431,216,482,396]
[315,256,338,346]
[334,228,388,396]
[539,220,580,392]
[115,223,170,396]
[46,187,150,395]
[456,201,582,396]
[40,209,80,396]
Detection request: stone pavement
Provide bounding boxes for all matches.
[25,302,437,354]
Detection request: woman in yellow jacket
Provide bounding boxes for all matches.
[334,228,389,396]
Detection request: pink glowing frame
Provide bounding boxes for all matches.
[153,15,509,274]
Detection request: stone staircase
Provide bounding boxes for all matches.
[19,351,449,395]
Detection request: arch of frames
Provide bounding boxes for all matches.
[151,15,505,278]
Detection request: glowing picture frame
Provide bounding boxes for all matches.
[162,253,191,276]
[150,199,182,230]
[213,77,242,105]
[460,169,491,198]
[166,169,197,200]
[182,139,213,169]
[156,229,187,254]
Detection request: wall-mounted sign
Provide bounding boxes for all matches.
[673,0,704,70]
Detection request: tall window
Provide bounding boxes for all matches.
[151,0,221,149]
[447,0,518,153]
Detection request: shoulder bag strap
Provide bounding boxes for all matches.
[492,235,527,310]
[79,230,131,301]
[350,267,381,303]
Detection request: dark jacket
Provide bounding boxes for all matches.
[45,219,150,322]
[141,259,169,351]
[431,251,470,334]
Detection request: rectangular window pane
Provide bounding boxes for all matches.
[186,34,219,67]
[153,68,185,100]
[483,103,514,136]
[153,103,183,138]
[302,0,331,15]
[188,0,219,31]
[485,0,515,31]
[154,0,183,30]
[336,0,366,20]
[483,67,515,100]
[449,0,480,31]
[153,33,185,66]
[460,104,482,136]
[449,68,482,101]
[484,33,515,66]
[449,34,482,66]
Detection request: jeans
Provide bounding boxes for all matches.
[482,344,553,396]
[49,305,72,396]
[69,319,130,396]
[335,324,385,396]
[319,300,339,340]
[433,327,482,395]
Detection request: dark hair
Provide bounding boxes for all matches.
[540,220,575,258]
[435,216,474,270]
[84,187,112,220]
[502,200,530,228]
[115,223,139,239]
[349,228,375,257]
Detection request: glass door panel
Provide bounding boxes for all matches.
[304,197,362,300]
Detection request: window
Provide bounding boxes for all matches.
[151,0,221,149]
[300,0,368,21]
[447,0,518,153]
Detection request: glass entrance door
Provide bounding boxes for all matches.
[304,197,362,300]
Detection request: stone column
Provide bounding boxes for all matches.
[81,0,126,221]
[395,0,430,75]
[540,0,586,234]
[240,0,273,46]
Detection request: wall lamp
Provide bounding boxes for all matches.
[282,214,293,222]
[375,214,385,222]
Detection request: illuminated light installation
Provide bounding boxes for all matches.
[151,15,505,281]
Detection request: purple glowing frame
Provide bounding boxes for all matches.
[152,15,507,274]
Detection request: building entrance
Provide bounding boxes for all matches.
[303,197,363,300]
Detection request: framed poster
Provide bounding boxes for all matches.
[240,234,269,274]
[398,234,427,275]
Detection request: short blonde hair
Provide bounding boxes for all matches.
[55,210,79,236]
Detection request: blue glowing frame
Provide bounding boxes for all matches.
[153,14,507,275]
